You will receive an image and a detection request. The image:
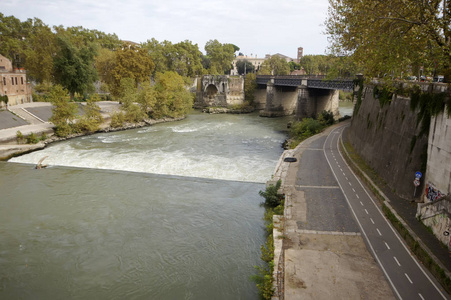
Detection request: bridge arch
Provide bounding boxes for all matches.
[205,84,218,99]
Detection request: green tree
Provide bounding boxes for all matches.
[76,94,104,133]
[48,85,79,137]
[95,47,116,86]
[23,19,57,83]
[53,36,98,100]
[258,56,290,75]
[244,73,257,103]
[236,59,255,75]
[204,39,236,74]
[0,13,32,68]
[152,71,193,119]
[110,44,155,97]
[325,0,451,81]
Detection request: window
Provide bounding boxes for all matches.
[21,77,23,85]
[11,77,14,85]
[2,77,5,86]
[15,77,18,85]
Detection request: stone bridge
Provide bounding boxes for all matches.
[193,75,356,119]
[255,75,355,118]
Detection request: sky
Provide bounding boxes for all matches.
[2,0,331,58]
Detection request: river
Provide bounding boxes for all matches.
[2,112,292,299]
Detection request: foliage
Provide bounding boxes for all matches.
[110,111,125,128]
[48,85,78,137]
[258,56,290,75]
[26,132,39,144]
[204,39,236,75]
[16,131,24,143]
[318,110,335,126]
[236,59,255,75]
[75,94,104,133]
[23,19,57,83]
[151,71,193,119]
[244,73,257,103]
[109,44,155,97]
[53,36,98,99]
[0,95,8,105]
[409,85,448,136]
[259,180,283,208]
[95,48,116,86]
[325,0,451,81]
[288,116,334,148]
[142,39,204,77]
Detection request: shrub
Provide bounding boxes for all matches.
[110,111,125,128]
[16,131,24,143]
[26,133,39,144]
[259,180,283,208]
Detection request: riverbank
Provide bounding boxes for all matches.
[0,101,185,160]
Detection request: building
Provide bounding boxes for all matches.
[0,54,33,108]
[230,47,303,75]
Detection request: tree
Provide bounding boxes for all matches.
[53,36,98,100]
[95,48,116,86]
[48,85,78,137]
[0,13,32,68]
[258,56,290,75]
[236,59,255,75]
[23,19,57,83]
[110,44,154,97]
[244,73,257,103]
[204,39,236,74]
[325,0,451,81]
[151,71,193,119]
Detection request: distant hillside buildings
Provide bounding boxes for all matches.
[230,47,304,75]
[0,54,33,108]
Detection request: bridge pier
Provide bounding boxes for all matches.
[259,82,340,119]
[296,87,339,119]
[260,81,298,117]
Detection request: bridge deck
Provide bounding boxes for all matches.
[256,75,354,91]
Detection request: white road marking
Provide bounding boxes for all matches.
[360,201,364,206]
[365,209,369,215]
[370,218,375,224]
[419,293,425,300]
[356,194,359,199]
[405,273,413,284]
[394,257,401,266]
[385,242,390,250]
[377,228,382,236]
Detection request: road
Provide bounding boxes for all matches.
[325,124,448,300]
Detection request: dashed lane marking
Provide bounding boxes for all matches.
[405,273,413,284]
[377,228,382,236]
[394,257,401,266]
[370,218,375,224]
[385,242,390,250]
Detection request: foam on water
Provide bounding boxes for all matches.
[10,113,288,183]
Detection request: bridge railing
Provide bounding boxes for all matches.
[255,75,355,90]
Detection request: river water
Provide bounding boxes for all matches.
[2,112,292,299]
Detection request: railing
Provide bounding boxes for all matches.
[256,75,354,90]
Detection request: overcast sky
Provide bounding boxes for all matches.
[2,0,331,58]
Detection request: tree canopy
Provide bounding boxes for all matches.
[236,59,255,75]
[325,0,451,80]
[258,56,290,75]
[204,39,236,74]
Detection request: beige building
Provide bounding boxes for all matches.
[0,54,33,108]
[230,47,304,75]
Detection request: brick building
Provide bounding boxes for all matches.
[0,54,33,108]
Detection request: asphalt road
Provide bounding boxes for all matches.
[325,124,448,300]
